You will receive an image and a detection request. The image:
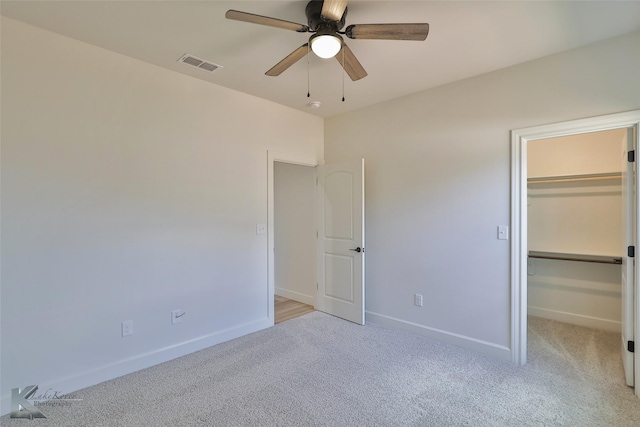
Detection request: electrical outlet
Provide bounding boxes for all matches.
[122,320,133,337]
[171,310,184,325]
[414,294,423,307]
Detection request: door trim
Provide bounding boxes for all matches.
[511,110,640,377]
[267,151,318,325]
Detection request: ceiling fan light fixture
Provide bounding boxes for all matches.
[310,33,343,58]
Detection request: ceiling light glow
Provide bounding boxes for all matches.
[311,34,342,59]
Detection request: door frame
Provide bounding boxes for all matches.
[267,151,318,325]
[511,110,640,379]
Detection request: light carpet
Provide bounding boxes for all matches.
[2,313,639,426]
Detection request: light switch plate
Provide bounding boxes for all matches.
[498,226,509,240]
[171,310,183,325]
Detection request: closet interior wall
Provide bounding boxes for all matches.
[527,129,627,332]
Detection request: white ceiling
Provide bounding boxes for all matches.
[3,0,640,118]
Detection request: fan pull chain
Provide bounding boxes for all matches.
[307,44,311,98]
[341,45,345,102]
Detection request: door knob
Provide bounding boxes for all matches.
[350,247,362,253]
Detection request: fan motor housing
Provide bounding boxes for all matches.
[305,1,347,31]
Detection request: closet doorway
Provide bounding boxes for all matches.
[511,110,640,397]
[527,129,630,385]
[527,129,626,332]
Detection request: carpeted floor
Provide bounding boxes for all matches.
[2,313,639,426]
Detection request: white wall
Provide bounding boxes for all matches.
[527,130,625,332]
[274,162,317,305]
[324,31,640,360]
[0,17,323,414]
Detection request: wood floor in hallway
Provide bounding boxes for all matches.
[275,295,314,324]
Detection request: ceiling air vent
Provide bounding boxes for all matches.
[177,54,222,73]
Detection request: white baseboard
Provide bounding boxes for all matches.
[365,311,511,362]
[528,306,621,332]
[1,317,272,416]
[275,288,315,306]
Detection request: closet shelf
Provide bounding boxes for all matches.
[528,172,621,185]
[528,250,622,265]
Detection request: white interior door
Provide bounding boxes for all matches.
[622,127,636,387]
[316,159,365,325]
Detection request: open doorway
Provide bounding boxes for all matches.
[267,151,318,325]
[511,110,640,397]
[273,161,316,323]
[527,129,625,331]
[526,129,627,386]
[268,153,367,326]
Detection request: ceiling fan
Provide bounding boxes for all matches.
[225,0,429,81]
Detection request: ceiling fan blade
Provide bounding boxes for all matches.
[335,44,367,81]
[266,44,310,76]
[321,0,349,21]
[226,10,309,32]
[345,23,429,41]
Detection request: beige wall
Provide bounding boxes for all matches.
[528,130,625,178]
[324,31,640,359]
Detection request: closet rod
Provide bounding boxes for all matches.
[528,172,621,185]
[528,251,622,265]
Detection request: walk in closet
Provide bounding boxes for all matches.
[527,129,628,332]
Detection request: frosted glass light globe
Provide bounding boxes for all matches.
[311,34,342,59]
